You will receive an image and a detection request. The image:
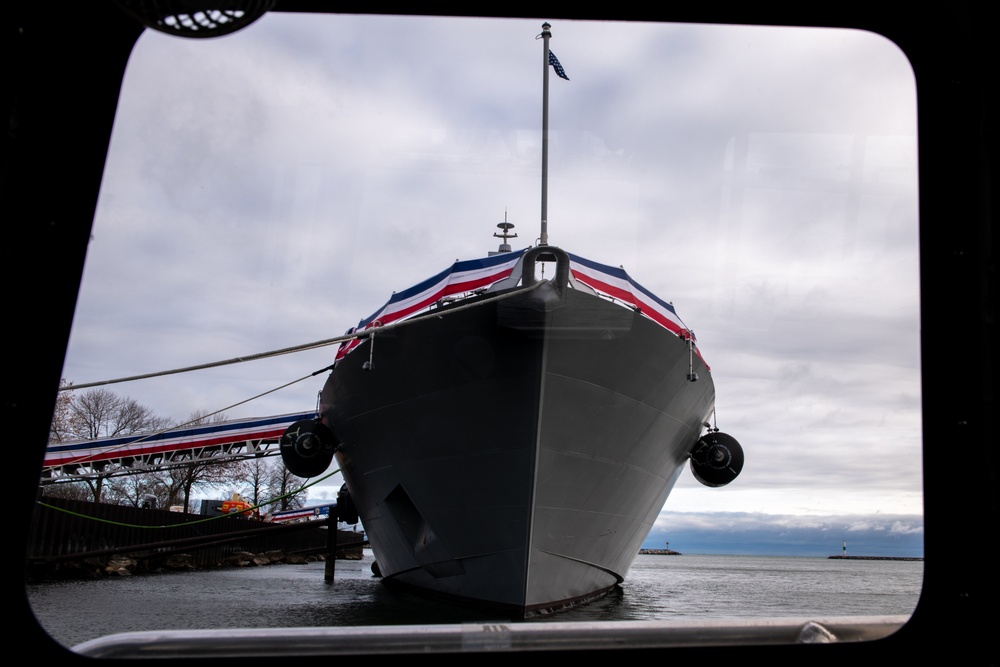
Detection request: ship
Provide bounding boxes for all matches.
[278,23,743,617]
[279,237,743,615]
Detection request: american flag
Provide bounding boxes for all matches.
[548,50,569,80]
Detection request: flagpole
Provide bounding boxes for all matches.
[540,22,551,246]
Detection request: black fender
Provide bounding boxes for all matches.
[689,431,744,487]
[279,419,338,478]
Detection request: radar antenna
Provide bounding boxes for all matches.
[493,211,518,253]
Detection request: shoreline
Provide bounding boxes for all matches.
[827,555,923,561]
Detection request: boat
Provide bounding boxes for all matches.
[278,23,744,617]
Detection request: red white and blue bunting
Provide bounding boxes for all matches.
[336,247,702,363]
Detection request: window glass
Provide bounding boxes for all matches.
[33,14,921,646]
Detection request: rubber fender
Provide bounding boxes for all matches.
[689,431,744,487]
[279,419,338,478]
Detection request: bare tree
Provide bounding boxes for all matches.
[48,379,75,444]
[105,472,167,508]
[269,462,309,513]
[40,480,94,502]
[224,457,309,515]
[145,410,243,513]
[162,454,242,512]
[44,386,171,503]
[186,409,227,426]
[43,380,94,502]
[229,457,272,509]
[66,387,170,441]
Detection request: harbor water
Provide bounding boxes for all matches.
[26,550,923,649]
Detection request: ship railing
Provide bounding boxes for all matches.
[74,615,910,657]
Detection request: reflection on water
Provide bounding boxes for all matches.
[27,552,922,649]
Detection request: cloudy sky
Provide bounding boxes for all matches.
[59,14,921,556]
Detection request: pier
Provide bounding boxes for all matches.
[27,497,366,580]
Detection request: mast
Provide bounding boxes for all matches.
[540,22,551,246]
[492,211,517,255]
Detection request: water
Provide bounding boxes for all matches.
[26,551,922,649]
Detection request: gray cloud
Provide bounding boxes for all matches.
[62,16,921,527]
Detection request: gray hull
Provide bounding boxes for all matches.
[322,279,714,615]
